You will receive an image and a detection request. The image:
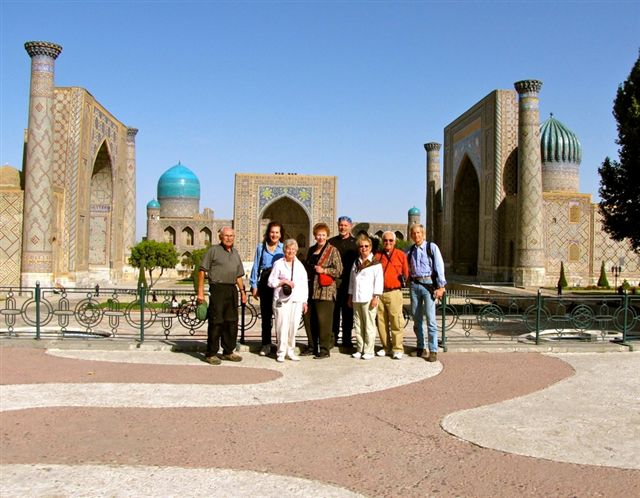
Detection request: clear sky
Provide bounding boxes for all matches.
[1,0,638,242]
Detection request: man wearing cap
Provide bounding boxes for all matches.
[197,226,247,365]
[406,224,446,362]
[375,231,410,359]
[329,216,358,350]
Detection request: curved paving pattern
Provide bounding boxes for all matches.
[442,352,640,470]
[1,347,639,497]
[0,349,442,411]
[1,464,365,497]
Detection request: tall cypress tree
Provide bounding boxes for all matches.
[597,261,610,288]
[558,261,568,289]
[598,50,640,252]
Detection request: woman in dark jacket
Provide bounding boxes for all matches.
[302,222,343,358]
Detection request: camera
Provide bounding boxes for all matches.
[282,284,292,296]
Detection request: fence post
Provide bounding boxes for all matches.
[139,286,146,343]
[622,290,629,343]
[441,293,447,352]
[35,281,41,340]
[535,289,542,345]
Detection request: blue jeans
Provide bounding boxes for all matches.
[410,280,438,352]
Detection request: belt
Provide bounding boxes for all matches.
[410,275,431,282]
[383,287,401,292]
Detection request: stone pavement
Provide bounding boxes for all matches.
[0,345,639,497]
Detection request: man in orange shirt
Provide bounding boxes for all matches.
[374,231,410,359]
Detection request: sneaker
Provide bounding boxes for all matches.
[376,349,386,357]
[362,353,374,360]
[287,354,301,361]
[392,352,403,360]
[204,355,221,365]
[221,353,243,362]
[426,351,438,362]
[259,345,271,356]
[276,355,285,363]
[351,352,362,359]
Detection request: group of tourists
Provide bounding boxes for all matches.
[196,217,446,365]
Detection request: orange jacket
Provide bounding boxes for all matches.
[374,249,409,291]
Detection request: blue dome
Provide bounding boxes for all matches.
[146,199,160,209]
[540,114,582,164]
[408,206,420,215]
[157,162,200,199]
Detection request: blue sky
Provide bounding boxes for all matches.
[1,0,638,241]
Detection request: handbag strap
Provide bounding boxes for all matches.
[317,243,331,267]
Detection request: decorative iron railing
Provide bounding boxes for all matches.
[1,285,638,348]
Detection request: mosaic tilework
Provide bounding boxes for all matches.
[21,51,57,275]
[123,129,138,257]
[234,174,336,261]
[514,81,546,285]
[0,188,23,286]
[62,88,84,273]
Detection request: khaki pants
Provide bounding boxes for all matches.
[376,289,404,353]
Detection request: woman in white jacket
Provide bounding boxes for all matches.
[268,239,309,362]
[348,233,384,360]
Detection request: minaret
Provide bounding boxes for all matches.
[424,142,442,243]
[21,41,62,288]
[514,79,546,287]
[123,127,138,258]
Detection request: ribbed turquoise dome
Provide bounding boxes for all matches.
[157,162,200,199]
[408,206,420,216]
[540,114,582,164]
[146,199,160,209]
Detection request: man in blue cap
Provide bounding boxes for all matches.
[329,216,358,351]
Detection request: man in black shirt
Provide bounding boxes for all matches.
[328,216,358,350]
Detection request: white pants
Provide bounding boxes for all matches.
[273,299,303,358]
[353,301,378,356]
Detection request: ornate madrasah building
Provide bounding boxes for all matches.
[0,41,136,288]
[146,168,414,269]
[425,79,639,287]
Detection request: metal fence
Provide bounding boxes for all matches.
[1,285,638,348]
[437,290,639,349]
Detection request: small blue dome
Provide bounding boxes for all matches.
[157,162,200,199]
[540,114,582,164]
[146,199,160,209]
[408,206,420,216]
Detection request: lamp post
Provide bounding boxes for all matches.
[611,265,622,290]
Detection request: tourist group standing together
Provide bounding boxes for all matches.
[197,217,446,365]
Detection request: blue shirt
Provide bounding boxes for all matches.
[406,241,447,288]
[249,242,284,289]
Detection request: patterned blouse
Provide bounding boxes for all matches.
[304,243,343,301]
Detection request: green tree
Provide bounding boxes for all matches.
[598,50,640,252]
[597,261,610,288]
[557,261,568,289]
[190,246,210,292]
[129,240,179,289]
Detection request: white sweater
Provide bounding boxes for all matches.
[268,257,309,303]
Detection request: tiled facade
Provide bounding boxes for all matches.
[438,85,639,287]
[1,41,136,288]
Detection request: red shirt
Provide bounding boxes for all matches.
[374,249,409,291]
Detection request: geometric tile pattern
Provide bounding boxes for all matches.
[514,80,546,284]
[21,51,59,276]
[10,41,135,286]
[0,189,23,286]
[441,82,639,286]
[233,173,336,261]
